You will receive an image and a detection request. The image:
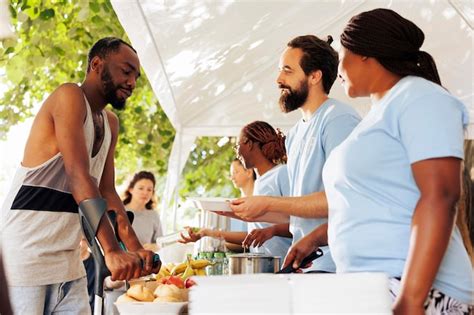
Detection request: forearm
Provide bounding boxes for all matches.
[102,190,143,251]
[225,242,244,252]
[70,171,102,202]
[254,212,290,224]
[266,191,328,218]
[398,198,456,306]
[308,223,328,247]
[70,173,123,254]
[272,223,292,238]
[204,230,247,245]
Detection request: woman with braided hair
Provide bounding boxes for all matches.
[180,121,292,261]
[320,8,472,314]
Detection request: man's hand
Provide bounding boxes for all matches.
[243,226,275,248]
[230,196,269,220]
[105,250,143,281]
[135,248,161,276]
[283,233,319,270]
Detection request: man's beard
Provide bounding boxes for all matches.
[278,80,309,113]
[101,66,126,110]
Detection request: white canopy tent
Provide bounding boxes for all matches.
[0,0,14,39]
[111,0,473,229]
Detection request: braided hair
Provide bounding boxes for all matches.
[340,8,441,85]
[242,121,287,165]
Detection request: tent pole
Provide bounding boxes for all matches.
[172,132,182,232]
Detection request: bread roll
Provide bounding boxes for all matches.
[154,284,188,302]
[116,293,138,303]
[127,284,155,302]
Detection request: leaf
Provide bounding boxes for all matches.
[2,38,17,49]
[17,12,29,23]
[89,2,100,13]
[9,4,17,19]
[77,7,88,21]
[91,15,102,24]
[6,58,26,84]
[53,46,66,56]
[39,9,55,20]
[161,141,171,149]
[102,2,111,12]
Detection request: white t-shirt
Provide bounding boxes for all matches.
[323,76,472,303]
[128,209,163,245]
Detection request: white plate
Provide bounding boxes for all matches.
[189,197,233,212]
[115,301,187,315]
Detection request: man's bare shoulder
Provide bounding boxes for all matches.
[47,83,87,117]
[103,109,120,144]
[104,109,119,124]
[50,83,83,101]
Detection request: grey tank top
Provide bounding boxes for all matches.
[0,93,111,286]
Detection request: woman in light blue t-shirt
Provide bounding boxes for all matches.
[322,8,471,315]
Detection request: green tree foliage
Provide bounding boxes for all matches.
[180,136,239,199]
[0,0,237,206]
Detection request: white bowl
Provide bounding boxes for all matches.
[189,197,233,212]
[157,242,194,264]
[115,301,187,315]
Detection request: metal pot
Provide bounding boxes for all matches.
[228,253,280,274]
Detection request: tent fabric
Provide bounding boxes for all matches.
[111,0,473,221]
[0,0,14,39]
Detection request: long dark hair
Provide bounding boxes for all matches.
[340,8,441,86]
[122,171,156,210]
[242,121,287,165]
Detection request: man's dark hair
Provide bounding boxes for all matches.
[87,37,136,73]
[287,35,338,94]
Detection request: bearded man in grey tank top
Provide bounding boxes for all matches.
[0,37,161,315]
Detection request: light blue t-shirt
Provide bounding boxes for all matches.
[323,76,472,304]
[248,164,292,261]
[286,98,361,272]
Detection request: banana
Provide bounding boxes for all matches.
[170,262,187,275]
[156,267,170,280]
[190,259,211,269]
[161,267,170,277]
[163,263,174,274]
[194,268,207,276]
[181,263,195,280]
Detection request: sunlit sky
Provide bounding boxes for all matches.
[0,84,35,206]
